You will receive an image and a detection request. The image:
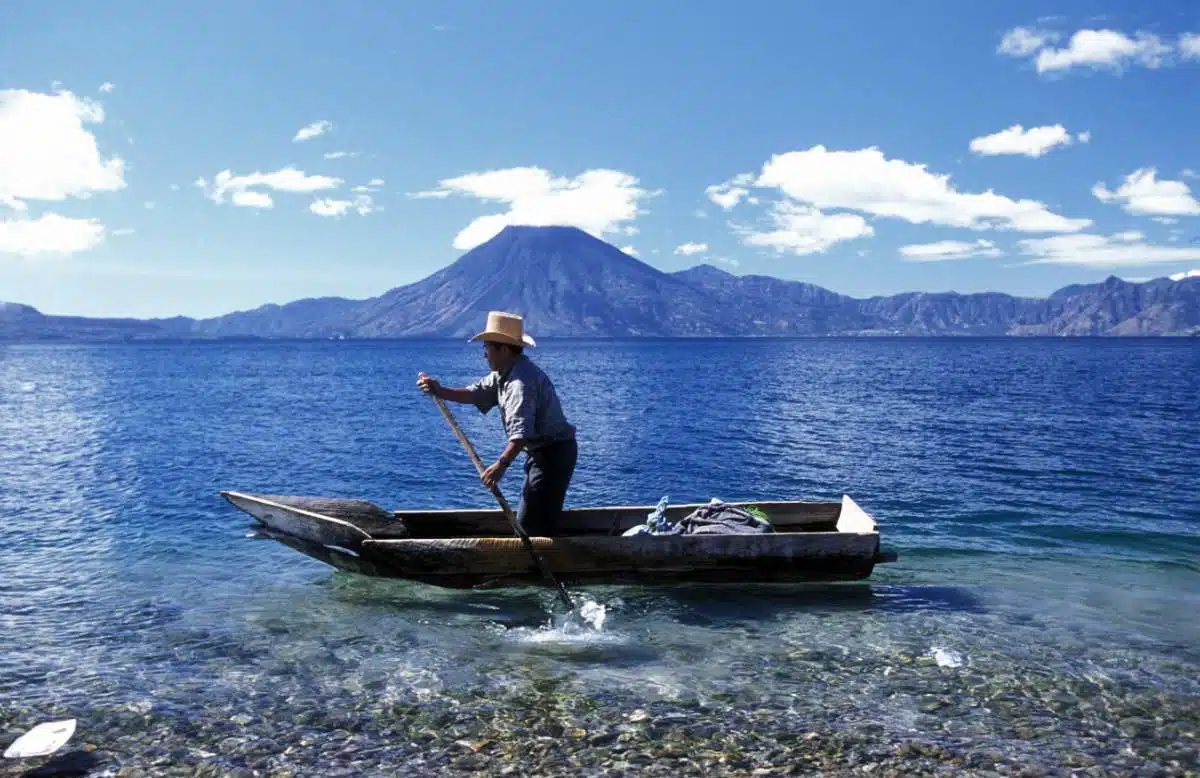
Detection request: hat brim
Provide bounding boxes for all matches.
[469,330,537,348]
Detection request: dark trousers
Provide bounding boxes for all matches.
[516,439,577,537]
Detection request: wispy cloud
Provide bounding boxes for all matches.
[900,239,1002,261]
[1182,34,1200,60]
[293,120,332,142]
[708,145,1090,256]
[968,124,1088,158]
[412,166,658,250]
[999,26,1198,74]
[1093,168,1200,216]
[196,167,343,207]
[310,195,375,217]
[674,242,709,255]
[1019,231,1200,267]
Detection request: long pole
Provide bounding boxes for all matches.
[428,393,576,612]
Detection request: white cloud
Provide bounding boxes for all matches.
[736,200,874,256]
[969,124,1081,158]
[620,245,639,257]
[1152,216,1179,225]
[309,194,374,217]
[323,151,361,160]
[1038,29,1170,73]
[293,120,332,142]
[1170,268,1200,280]
[1019,232,1200,266]
[111,227,135,237]
[1179,33,1200,60]
[0,212,105,256]
[0,88,126,212]
[351,178,384,195]
[710,146,1091,245]
[998,27,1060,57]
[98,82,115,93]
[1093,168,1200,216]
[705,173,755,210]
[675,242,709,255]
[197,167,343,207]
[169,183,180,191]
[714,256,741,268]
[899,239,1002,261]
[999,26,1195,74]
[412,166,656,250]
[143,201,155,210]
[232,190,272,209]
[1112,230,1144,242]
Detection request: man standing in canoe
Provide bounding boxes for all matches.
[416,311,578,537]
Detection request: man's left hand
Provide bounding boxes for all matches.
[481,460,508,488]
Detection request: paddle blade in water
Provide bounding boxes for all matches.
[3,719,76,759]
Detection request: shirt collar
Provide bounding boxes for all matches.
[498,353,526,380]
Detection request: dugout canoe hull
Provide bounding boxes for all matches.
[220,490,897,588]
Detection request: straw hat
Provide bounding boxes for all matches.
[469,311,537,348]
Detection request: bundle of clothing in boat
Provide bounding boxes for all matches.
[622,496,773,536]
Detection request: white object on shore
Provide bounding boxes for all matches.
[3,719,76,759]
[930,647,965,668]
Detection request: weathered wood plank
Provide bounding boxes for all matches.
[344,562,878,589]
[252,525,397,578]
[222,491,846,539]
[361,532,880,579]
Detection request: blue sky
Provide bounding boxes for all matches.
[1,0,1198,318]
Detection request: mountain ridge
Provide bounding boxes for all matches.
[4,226,1199,340]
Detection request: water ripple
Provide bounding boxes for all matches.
[1,339,1198,774]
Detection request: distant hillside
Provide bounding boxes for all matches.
[3,226,1199,340]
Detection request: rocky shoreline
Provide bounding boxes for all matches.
[4,651,1197,778]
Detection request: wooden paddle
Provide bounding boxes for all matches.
[427,392,576,612]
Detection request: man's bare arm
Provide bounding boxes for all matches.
[417,373,478,404]
[434,386,478,404]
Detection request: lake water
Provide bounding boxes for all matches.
[2,338,1198,777]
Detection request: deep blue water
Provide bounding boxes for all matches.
[2,338,1198,775]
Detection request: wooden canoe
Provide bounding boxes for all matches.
[220,490,898,589]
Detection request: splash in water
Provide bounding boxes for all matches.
[578,599,606,630]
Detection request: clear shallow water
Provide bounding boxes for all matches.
[1,339,1198,776]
